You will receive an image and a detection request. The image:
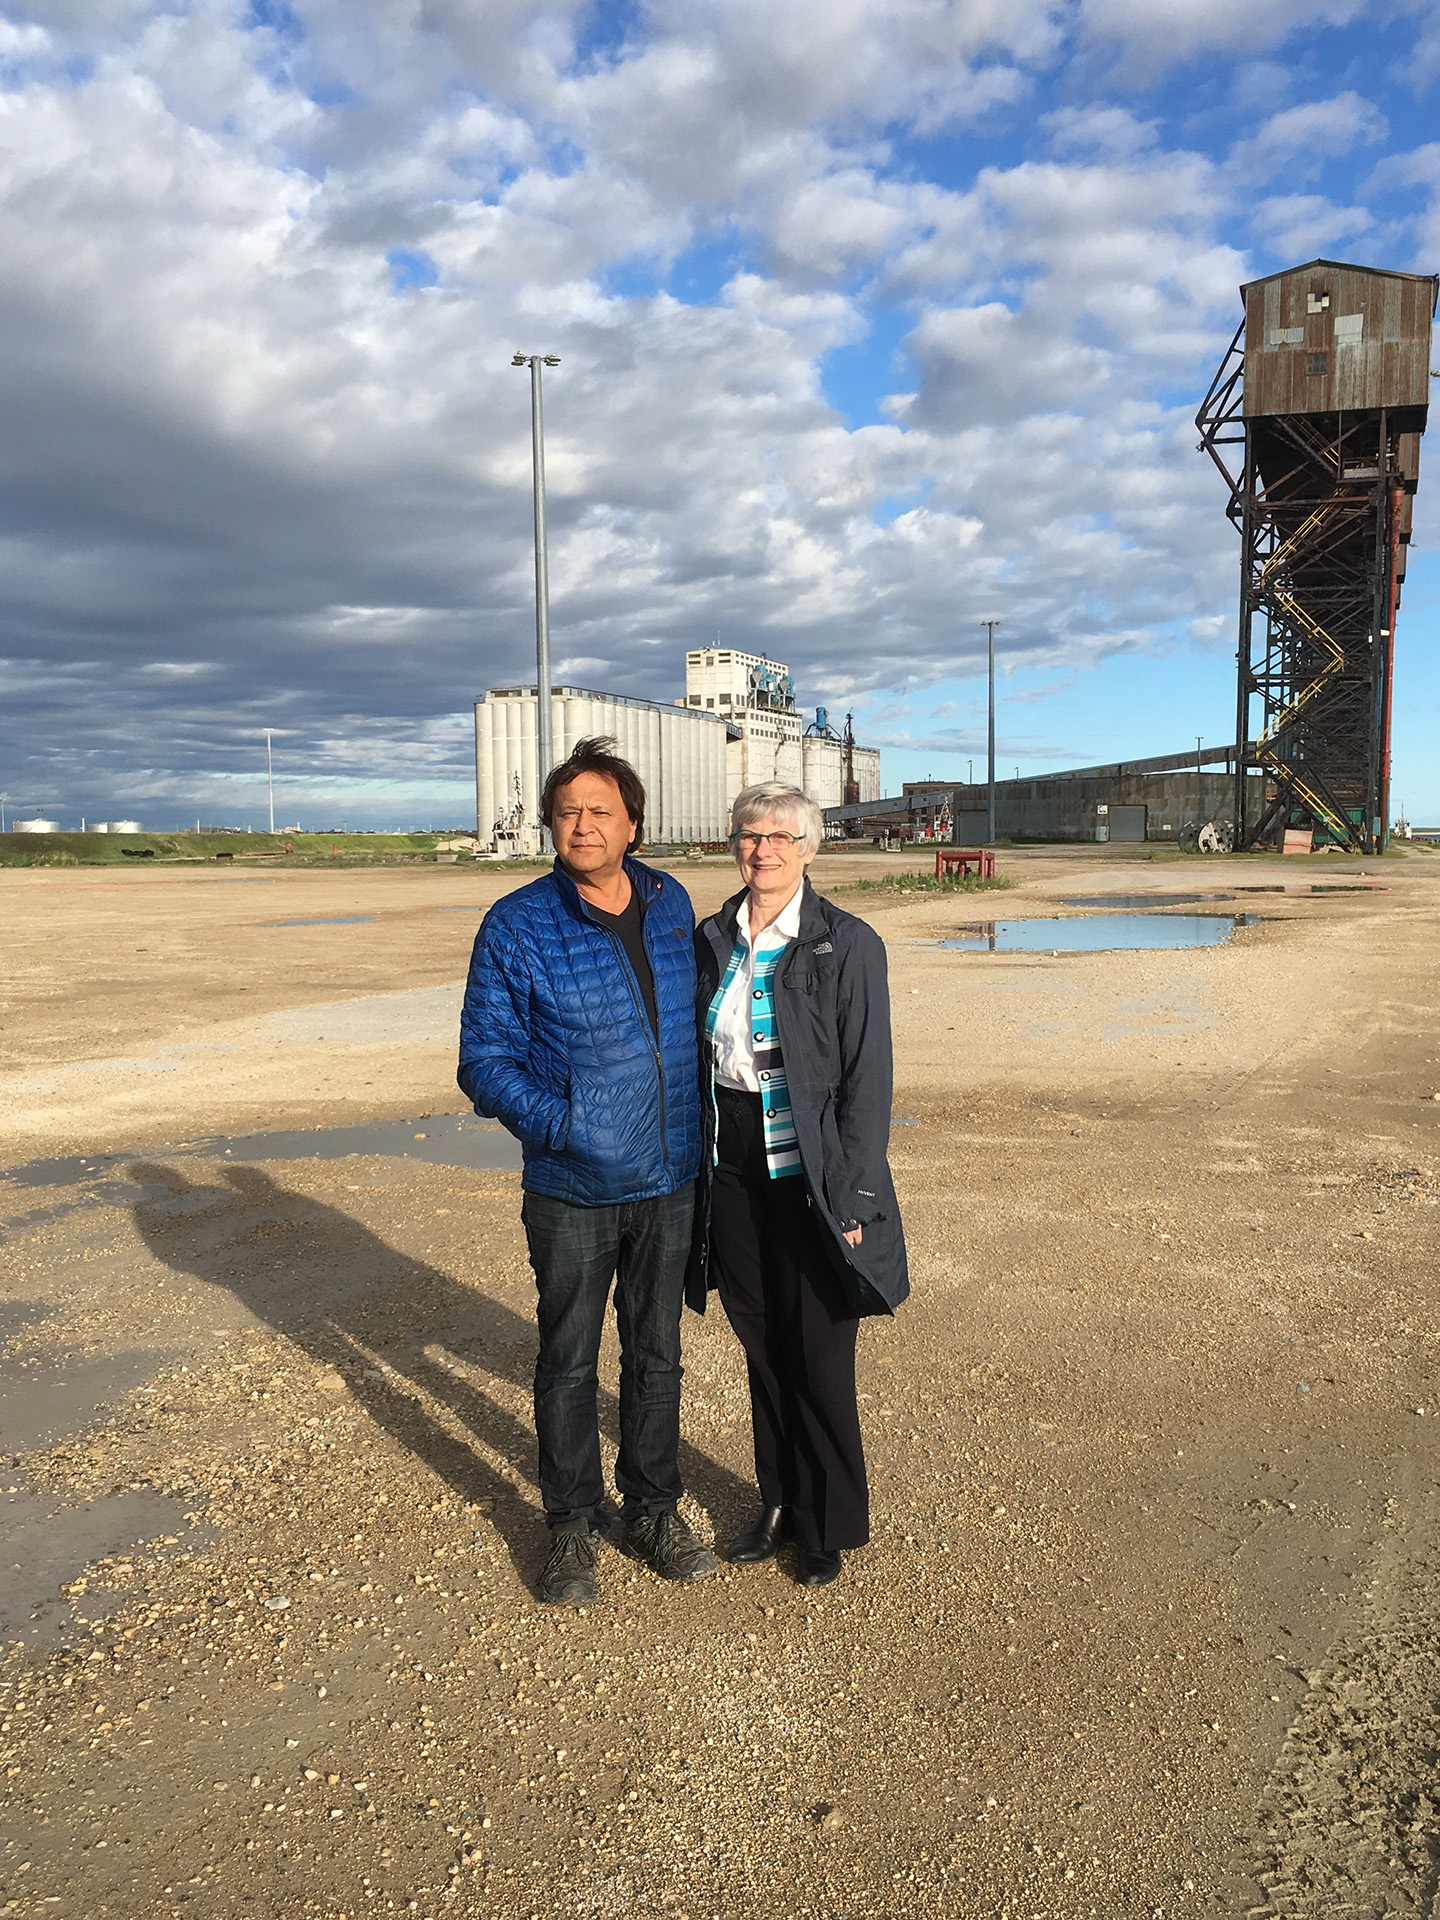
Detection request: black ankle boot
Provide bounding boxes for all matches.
[796,1545,842,1587]
[728,1505,787,1564]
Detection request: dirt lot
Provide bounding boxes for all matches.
[2,846,1437,1919]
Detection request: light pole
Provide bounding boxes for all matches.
[265,729,275,834]
[514,352,561,832]
[981,619,1001,845]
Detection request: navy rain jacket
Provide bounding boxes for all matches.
[457,856,703,1206]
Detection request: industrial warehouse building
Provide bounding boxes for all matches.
[474,648,881,851]
[824,746,1269,844]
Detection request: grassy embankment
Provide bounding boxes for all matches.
[0,831,498,868]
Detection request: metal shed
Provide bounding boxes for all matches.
[1243,261,1436,422]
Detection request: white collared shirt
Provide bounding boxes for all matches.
[710,884,805,1091]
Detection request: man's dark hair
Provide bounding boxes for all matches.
[540,736,646,850]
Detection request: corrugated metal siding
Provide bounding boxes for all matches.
[475,690,730,846]
[1242,262,1436,419]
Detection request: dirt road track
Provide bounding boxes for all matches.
[1,848,1437,1918]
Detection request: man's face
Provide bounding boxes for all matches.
[550,770,636,879]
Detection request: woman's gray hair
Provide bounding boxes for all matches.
[730,781,823,857]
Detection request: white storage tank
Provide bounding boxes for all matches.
[106,820,144,834]
[13,818,61,833]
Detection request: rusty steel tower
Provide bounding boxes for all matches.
[1197,259,1436,852]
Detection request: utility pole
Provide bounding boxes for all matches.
[981,619,1001,845]
[265,729,275,834]
[513,352,561,835]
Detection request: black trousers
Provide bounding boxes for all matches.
[710,1087,868,1551]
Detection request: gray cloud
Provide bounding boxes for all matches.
[0,0,1428,824]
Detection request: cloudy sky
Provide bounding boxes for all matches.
[2,0,1439,829]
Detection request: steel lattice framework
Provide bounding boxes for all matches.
[1197,320,1416,853]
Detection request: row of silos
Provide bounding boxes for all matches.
[475,688,731,850]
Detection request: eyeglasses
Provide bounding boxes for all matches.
[734,830,799,851]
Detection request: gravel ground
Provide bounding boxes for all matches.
[1,846,1437,1918]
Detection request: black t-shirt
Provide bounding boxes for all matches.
[588,889,659,1038]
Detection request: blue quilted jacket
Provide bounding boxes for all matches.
[457,857,702,1205]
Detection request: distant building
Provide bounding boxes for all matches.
[474,685,729,853]
[682,646,881,808]
[474,648,882,852]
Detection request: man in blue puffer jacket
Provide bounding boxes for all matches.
[459,737,717,1606]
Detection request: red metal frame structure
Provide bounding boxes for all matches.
[1196,260,1435,852]
[936,848,995,880]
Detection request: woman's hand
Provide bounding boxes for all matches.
[842,1225,863,1247]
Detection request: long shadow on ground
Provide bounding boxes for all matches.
[127,1162,751,1589]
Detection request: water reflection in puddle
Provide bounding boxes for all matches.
[1058,893,1229,909]
[944,914,1255,953]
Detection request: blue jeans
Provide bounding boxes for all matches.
[521,1183,695,1530]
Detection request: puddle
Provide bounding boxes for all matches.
[943,915,1254,953]
[0,1344,167,1452]
[3,1113,522,1191]
[190,1112,522,1171]
[1058,893,1230,909]
[437,906,483,913]
[0,1300,56,1339]
[269,915,373,927]
[0,1484,198,1648]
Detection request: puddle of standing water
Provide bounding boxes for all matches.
[1058,893,1231,909]
[0,1345,167,1452]
[0,1485,198,1648]
[943,914,1255,953]
[3,1113,522,1192]
[193,1111,522,1170]
[268,915,373,926]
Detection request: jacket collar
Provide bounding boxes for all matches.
[711,876,830,947]
[550,853,660,923]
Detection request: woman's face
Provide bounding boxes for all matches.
[734,812,815,896]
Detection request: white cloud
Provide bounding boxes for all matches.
[1078,0,1369,65]
[1251,191,1372,257]
[1227,89,1388,185]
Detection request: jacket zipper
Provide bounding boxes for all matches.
[598,917,672,1188]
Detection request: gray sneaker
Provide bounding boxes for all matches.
[619,1507,718,1582]
[537,1525,600,1606]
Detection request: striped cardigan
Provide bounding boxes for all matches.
[705,935,802,1179]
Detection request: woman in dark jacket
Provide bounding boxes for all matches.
[689,781,908,1586]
